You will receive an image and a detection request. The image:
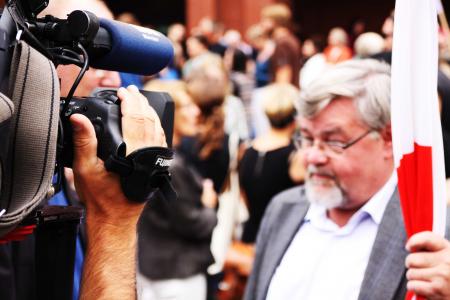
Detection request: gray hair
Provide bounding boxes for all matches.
[298,59,391,130]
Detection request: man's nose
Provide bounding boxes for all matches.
[96,70,122,88]
[304,146,328,166]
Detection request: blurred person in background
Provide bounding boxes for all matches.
[220,83,305,300]
[181,56,237,194]
[299,35,327,89]
[225,47,255,131]
[301,35,326,64]
[438,71,450,204]
[382,11,395,52]
[348,18,367,48]
[439,28,450,79]
[239,83,305,245]
[354,32,385,58]
[193,17,227,57]
[183,34,219,79]
[260,3,301,87]
[116,11,140,25]
[246,24,275,88]
[186,53,249,141]
[159,23,188,80]
[138,80,217,300]
[323,27,352,64]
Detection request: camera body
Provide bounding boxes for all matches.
[60,89,174,167]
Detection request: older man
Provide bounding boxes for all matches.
[245,59,450,300]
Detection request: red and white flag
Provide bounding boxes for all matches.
[391,0,447,299]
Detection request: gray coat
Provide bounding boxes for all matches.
[244,185,449,300]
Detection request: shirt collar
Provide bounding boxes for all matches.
[305,172,398,226]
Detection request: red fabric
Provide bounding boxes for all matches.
[397,143,433,300]
[0,225,36,244]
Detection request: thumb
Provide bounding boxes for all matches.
[70,114,98,168]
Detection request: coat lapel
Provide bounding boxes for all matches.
[258,197,310,299]
[358,189,408,300]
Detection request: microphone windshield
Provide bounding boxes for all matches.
[91,19,174,75]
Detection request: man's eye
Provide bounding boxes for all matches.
[325,141,346,150]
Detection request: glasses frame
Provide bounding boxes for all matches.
[294,129,375,155]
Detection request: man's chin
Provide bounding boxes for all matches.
[305,181,345,209]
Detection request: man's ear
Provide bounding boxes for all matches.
[380,124,393,159]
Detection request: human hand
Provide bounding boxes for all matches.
[201,179,217,208]
[405,231,450,300]
[70,85,166,226]
[118,85,167,155]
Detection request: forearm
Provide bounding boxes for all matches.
[80,220,138,300]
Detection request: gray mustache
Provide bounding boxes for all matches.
[307,165,335,178]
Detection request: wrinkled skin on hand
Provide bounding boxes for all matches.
[70,85,167,299]
[405,231,450,300]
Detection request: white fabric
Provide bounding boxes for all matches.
[266,173,397,300]
[224,94,250,141]
[137,272,206,300]
[391,0,447,234]
[208,132,249,274]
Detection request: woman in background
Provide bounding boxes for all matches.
[137,80,217,300]
[239,83,305,244]
[180,55,233,194]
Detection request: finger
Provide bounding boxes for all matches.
[70,114,98,169]
[126,85,144,104]
[117,86,138,116]
[406,231,449,252]
[407,278,448,299]
[406,266,438,281]
[406,252,442,269]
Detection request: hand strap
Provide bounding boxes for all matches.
[105,144,177,203]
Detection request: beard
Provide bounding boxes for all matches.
[305,165,347,209]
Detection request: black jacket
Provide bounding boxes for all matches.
[138,152,217,280]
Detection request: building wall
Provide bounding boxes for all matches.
[185,0,396,39]
[186,0,275,35]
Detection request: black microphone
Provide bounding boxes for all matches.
[89,19,174,75]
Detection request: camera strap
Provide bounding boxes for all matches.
[0,40,60,237]
[105,145,177,203]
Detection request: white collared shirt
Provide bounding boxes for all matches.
[266,173,398,300]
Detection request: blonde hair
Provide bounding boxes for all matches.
[261,3,292,28]
[263,83,298,128]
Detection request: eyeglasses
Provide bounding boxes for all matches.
[293,129,375,155]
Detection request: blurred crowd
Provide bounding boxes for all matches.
[4,1,449,300]
[115,3,450,300]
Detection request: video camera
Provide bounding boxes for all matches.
[0,0,176,236]
[0,2,177,297]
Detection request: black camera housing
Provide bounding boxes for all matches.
[60,89,174,167]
